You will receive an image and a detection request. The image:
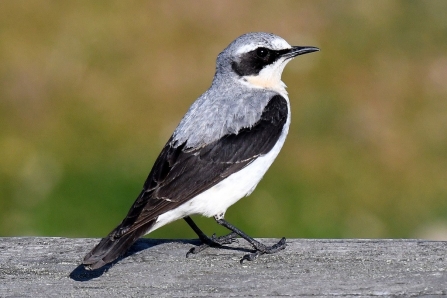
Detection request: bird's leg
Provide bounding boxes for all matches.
[184,216,238,257]
[215,217,287,263]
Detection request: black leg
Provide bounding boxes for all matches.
[183,216,238,257]
[215,217,287,263]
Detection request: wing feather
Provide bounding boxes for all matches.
[83,95,288,269]
[117,95,288,236]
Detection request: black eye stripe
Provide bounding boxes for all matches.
[256,47,270,58]
[231,47,291,76]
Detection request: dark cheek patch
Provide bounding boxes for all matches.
[232,48,288,77]
[231,52,269,76]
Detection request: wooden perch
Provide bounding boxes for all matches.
[1,237,446,296]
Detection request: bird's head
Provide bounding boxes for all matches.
[215,32,319,94]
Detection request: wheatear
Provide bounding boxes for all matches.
[83,32,319,270]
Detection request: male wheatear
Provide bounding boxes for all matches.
[83,32,319,270]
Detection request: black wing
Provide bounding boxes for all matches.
[83,95,288,269]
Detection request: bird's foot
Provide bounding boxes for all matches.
[186,232,238,257]
[240,237,287,264]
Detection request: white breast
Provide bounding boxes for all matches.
[147,97,291,234]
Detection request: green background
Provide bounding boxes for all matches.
[1,1,447,241]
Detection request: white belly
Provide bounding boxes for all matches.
[147,101,291,234]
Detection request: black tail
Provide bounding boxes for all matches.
[83,221,155,270]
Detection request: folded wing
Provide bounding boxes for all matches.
[83,94,288,269]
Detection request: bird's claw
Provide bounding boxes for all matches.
[186,232,239,258]
[240,237,287,264]
[210,232,238,245]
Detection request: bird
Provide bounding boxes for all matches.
[83,32,319,270]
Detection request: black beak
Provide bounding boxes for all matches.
[283,46,320,59]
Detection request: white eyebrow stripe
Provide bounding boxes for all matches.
[234,38,292,55]
[235,44,258,55]
[271,38,291,49]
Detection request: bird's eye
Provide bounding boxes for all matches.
[256,48,269,58]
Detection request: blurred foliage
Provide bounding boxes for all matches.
[1,1,447,240]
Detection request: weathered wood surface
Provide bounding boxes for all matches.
[1,237,446,297]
